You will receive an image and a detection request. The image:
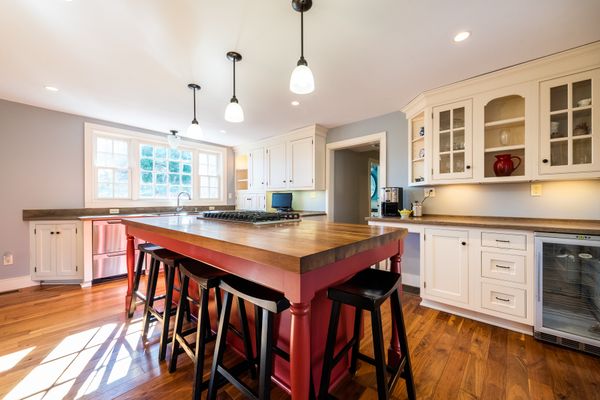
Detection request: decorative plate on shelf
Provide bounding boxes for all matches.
[418,148,425,158]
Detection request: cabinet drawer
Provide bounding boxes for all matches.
[481,232,527,250]
[481,283,526,318]
[481,252,526,284]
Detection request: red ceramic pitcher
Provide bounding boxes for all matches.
[493,154,521,176]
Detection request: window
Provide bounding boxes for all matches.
[199,151,221,199]
[94,136,130,199]
[139,144,193,199]
[85,123,227,207]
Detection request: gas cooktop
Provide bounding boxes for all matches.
[198,211,301,225]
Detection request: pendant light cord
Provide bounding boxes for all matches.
[232,59,236,98]
[300,9,304,60]
[192,86,197,123]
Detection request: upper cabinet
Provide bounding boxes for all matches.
[402,42,600,185]
[234,125,327,196]
[432,100,473,180]
[539,69,600,175]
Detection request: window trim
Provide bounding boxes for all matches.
[84,123,228,208]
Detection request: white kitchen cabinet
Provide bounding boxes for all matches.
[539,68,600,175]
[266,142,287,190]
[30,221,83,281]
[432,100,473,180]
[248,147,265,191]
[423,228,469,304]
[287,136,314,189]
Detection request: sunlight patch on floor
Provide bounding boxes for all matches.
[0,347,35,373]
[4,320,145,400]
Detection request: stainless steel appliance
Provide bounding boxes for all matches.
[381,187,402,216]
[92,220,141,282]
[199,211,301,225]
[535,232,600,356]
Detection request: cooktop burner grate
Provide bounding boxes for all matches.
[198,211,301,225]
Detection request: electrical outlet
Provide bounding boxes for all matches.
[109,208,120,214]
[531,183,542,197]
[424,188,436,198]
[310,191,317,199]
[3,252,14,266]
[228,193,233,199]
[209,206,215,210]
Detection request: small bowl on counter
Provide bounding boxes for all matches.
[399,209,412,219]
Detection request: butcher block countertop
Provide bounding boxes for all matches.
[123,216,407,274]
[367,214,600,235]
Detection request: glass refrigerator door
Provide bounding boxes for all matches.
[541,239,600,343]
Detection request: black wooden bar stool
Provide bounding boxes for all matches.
[141,248,186,361]
[207,275,291,400]
[169,258,257,400]
[128,242,162,318]
[319,268,416,400]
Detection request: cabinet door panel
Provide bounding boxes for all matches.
[424,228,469,303]
[266,143,287,189]
[288,137,313,188]
[34,225,56,277]
[540,69,600,174]
[248,148,265,191]
[432,100,473,180]
[56,223,78,277]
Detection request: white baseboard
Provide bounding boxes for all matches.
[401,272,420,288]
[0,275,38,293]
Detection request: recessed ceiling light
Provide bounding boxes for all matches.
[453,31,471,42]
[291,100,300,106]
[45,86,59,92]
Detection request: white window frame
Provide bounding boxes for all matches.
[84,123,228,207]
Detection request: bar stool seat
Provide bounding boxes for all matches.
[128,242,163,317]
[207,275,291,400]
[320,268,416,400]
[170,260,258,400]
[142,248,187,361]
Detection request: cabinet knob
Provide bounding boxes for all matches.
[289,179,293,183]
[56,232,61,235]
[283,180,286,183]
[466,165,471,170]
[50,231,55,235]
[461,241,466,246]
[542,159,549,164]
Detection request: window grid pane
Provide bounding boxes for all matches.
[199,151,221,200]
[139,144,193,199]
[95,136,130,199]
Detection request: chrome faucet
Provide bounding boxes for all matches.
[176,191,191,212]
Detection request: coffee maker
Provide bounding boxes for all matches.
[380,187,403,216]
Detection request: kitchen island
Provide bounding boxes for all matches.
[122,215,407,399]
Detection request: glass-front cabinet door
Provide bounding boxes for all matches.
[540,69,600,174]
[432,100,473,180]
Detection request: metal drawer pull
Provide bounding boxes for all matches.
[106,220,123,224]
[495,264,510,269]
[495,296,510,302]
[495,239,510,243]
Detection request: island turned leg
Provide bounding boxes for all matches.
[126,234,135,316]
[290,302,311,400]
[388,252,402,368]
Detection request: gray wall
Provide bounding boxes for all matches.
[327,110,600,278]
[333,150,378,224]
[0,99,234,280]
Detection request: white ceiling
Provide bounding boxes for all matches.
[0,0,599,146]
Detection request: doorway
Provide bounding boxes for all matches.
[325,132,386,224]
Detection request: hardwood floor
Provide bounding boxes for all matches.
[1,278,599,400]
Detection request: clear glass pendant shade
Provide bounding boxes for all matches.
[290,64,315,94]
[167,133,181,149]
[224,101,244,123]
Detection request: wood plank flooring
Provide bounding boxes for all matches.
[1,278,599,400]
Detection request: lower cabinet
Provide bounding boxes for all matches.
[422,226,534,327]
[236,192,266,211]
[424,228,469,304]
[30,221,83,281]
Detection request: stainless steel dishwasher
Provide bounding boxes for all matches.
[92,220,141,282]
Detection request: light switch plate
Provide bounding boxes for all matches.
[531,183,542,197]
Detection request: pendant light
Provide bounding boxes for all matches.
[290,0,314,94]
[224,51,244,123]
[167,129,181,149]
[186,83,203,139]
